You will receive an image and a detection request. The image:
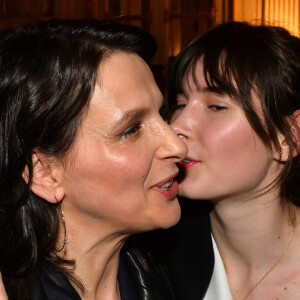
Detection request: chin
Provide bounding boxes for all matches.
[150,200,181,230]
[160,203,181,229]
[179,182,205,200]
[179,186,196,199]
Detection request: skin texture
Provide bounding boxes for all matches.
[0,274,7,300]
[170,60,300,299]
[171,61,279,202]
[59,52,187,234]
[29,51,187,299]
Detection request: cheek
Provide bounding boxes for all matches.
[203,119,266,166]
[63,145,152,215]
[81,148,149,189]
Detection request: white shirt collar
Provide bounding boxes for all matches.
[203,234,233,300]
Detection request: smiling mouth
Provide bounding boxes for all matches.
[157,179,174,190]
[151,175,179,199]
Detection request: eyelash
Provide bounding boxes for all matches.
[174,104,186,110]
[209,105,227,112]
[174,103,227,112]
[119,122,142,138]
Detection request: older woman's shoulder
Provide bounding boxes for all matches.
[129,199,214,300]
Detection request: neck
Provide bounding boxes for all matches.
[57,211,130,300]
[210,191,294,268]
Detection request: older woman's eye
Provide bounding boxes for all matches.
[209,105,227,112]
[174,104,186,110]
[119,122,142,138]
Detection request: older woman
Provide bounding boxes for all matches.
[167,21,300,300]
[0,20,187,299]
[0,274,7,300]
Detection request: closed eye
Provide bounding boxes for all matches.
[209,105,227,112]
[175,104,186,110]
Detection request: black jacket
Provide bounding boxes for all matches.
[25,247,175,300]
[165,200,214,300]
[5,200,212,300]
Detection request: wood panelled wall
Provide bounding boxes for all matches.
[0,0,216,66]
[0,0,150,28]
[263,0,299,35]
[0,0,299,65]
[233,0,300,36]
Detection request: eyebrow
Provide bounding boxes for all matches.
[114,107,151,127]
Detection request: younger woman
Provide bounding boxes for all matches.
[167,21,300,299]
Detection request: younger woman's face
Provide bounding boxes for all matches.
[60,52,187,234]
[170,61,281,202]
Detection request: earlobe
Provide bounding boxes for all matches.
[22,151,65,203]
[277,110,300,161]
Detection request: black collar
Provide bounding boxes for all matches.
[42,254,139,300]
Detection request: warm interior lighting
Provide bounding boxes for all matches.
[233,0,299,36]
[264,0,299,36]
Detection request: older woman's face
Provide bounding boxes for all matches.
[61,52,187,233]
[170,61,280,202]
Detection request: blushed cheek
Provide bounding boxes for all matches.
[205,122,258,165]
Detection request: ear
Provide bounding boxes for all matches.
[22,151,65,203]
[277,110,300,161]
[292,110,300,151]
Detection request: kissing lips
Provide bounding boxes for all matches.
[177,157,199,169]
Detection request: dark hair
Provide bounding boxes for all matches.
[0,19,156,299]
[167,21,300,205]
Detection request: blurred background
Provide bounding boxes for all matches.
[0,0,299,85]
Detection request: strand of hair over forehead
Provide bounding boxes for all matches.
[168,22,300,205]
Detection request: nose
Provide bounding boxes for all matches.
[155,119,188,161]
[169,110,190,142]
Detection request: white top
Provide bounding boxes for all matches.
[203,235,233,300]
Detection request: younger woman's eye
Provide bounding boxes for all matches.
[209,105,227,112]
[119,122,142,138]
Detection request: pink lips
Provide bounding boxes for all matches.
[151,173,179,199]
[176,157,199,169]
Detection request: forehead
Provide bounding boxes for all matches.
[77,51,162,134]
[94,51,161,109]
